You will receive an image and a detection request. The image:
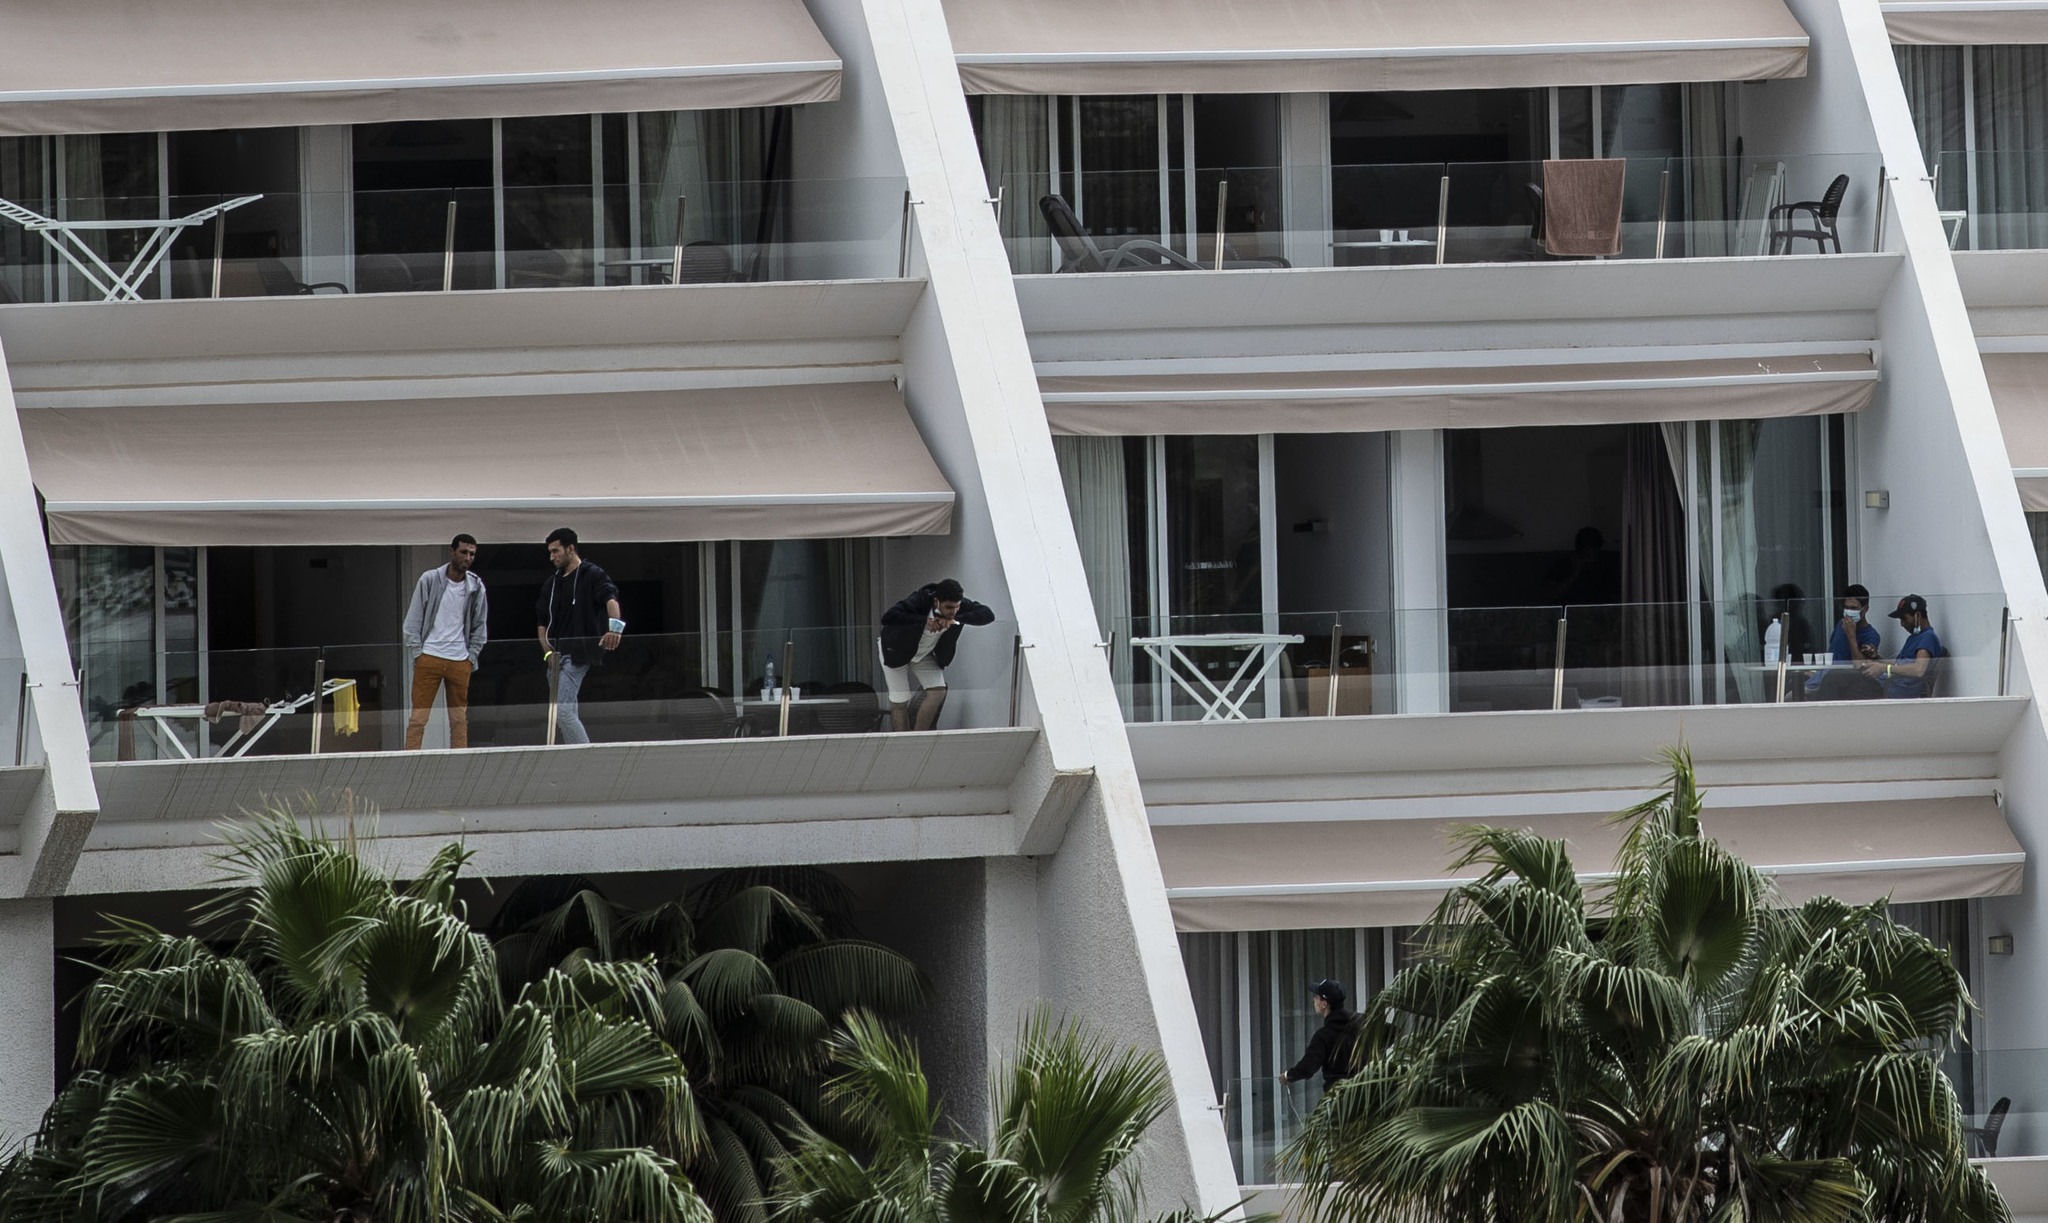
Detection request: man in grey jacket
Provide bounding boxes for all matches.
[402,534,489,749]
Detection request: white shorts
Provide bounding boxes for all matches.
[881,649,946,704]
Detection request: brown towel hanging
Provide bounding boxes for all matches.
[1542,159,1627,257]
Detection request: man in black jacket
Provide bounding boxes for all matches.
[1279,979,1361,1091]
[534,527,623,745]
[879,579,995,731]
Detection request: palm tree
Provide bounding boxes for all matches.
[490,867,929,1223]
[0,808,710,1223]
[769,1008,1197,1223]
[1286,746,2008,1223]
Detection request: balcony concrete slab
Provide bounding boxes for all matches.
[1129,696,2029,824]
[70,728,1038,893]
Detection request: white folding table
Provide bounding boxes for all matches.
[132,677,356,759]
[0,194,262,302]
[1132,632,1303,722]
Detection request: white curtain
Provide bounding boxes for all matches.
[977,94,1052,273]
[1054,436,1134,711]
[1974,46,2048,249]
[636,108,783,277]
[1897,46,1967,212]
[1717,420,1764,702]
[1684,82,1731,256]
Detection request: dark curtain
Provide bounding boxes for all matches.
[1620,423,1687,705]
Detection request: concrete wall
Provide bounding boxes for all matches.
[793,0,910,280]
[0,898,52,1146]
[1822,0,2048,1053]
[1736,0,1889,254]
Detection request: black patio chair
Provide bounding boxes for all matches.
[256,257,347,295]
[673,687,740,740]
[811,681,887,734]
[1768,173,1850,254]
[1038,194,1288,273]
[354,253,419,294]
[1966,1096,2010,1158]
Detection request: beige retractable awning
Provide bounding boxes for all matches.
[1156,797,2024,932]
[23,384,954,546]
[1041,353,1877,436]
[1983,353,2048,510]
[1883,1,2048,44]
[943,0,1810,95]
[0,0,841,137]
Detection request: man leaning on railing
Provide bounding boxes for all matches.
[878,578,993,732]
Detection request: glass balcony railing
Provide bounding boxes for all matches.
[1218,1075,1315,1186]
[75,623,1021,762]
[0,175,911,304]
[1108,593,2006,722]
[990,154,1879,273]
[1942,1047,2044,1159]
[1928,150,2048,252]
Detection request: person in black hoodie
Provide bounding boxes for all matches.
[1279,979,1361,1090]
[878,578,995,731]
[534,527,622,745]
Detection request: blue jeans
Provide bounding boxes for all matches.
[556,658,591,744]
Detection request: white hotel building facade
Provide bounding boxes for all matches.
[3,0,2048,1212]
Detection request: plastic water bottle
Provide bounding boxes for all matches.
[764,659,777,701]
[1763,619,1782,664]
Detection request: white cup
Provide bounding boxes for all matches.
[1398,229,1411,242]
[1379,228,1394,242]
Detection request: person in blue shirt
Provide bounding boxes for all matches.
[1864,594,1942,698]
[1805,584,1882,696]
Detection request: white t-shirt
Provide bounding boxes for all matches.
[910,624,945,664]
[423,575,473,662]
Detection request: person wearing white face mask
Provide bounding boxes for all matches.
[1804,583,1881,698]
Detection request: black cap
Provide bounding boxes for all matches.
[1887,594,1928,621]
[1311,979,1346,1007]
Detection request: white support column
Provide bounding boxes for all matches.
[836,0,1239,1209]
[0,337,98,897]
[299,126,353,292]
[0,897,52,1146]
[1816,0,2048,1051]
[1389,430,1448,713]
[1279,93,1331,269]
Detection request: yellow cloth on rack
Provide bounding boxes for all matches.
[330,679,359,737]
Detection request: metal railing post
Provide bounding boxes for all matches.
[209,212,226,298]
[309,656,326,756]
[442,199,458,291]
[545,653,561,746]
[1212,179,1229,271]
[898,190,915,278]
[778,640,796,737]
[1654,169,1671,259]
[669,194,688,285]
[1325,622,1344,718]
[1551,615,1568,711]
[2000,606,2013,697]
[1009,634,1024,726]
[1774,612,1791,703]
[14,672,27,766]
[1873,165,1889,254]
[1435,174,1451,265]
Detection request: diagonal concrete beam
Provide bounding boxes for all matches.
[0,334,98,896]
